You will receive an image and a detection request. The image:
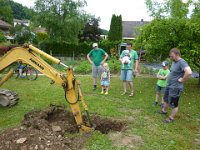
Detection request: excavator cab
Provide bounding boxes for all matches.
[0,45,94,133]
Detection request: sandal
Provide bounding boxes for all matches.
[129,92,134,97]
[163,117,174,123]
[156,110,167,115]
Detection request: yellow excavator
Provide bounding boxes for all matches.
[0,45,94,132]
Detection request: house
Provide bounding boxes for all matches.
[122,19,150,40]
[34,27,47,33]
[14,19,30,27]
[0,19,12,34]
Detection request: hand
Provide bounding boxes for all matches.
[124,61,128,64]
[178,78,183,83]
[134,69,138,74]
[100,61,104,65]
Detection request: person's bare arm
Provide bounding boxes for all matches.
[119,58,123,63]
[157,72,162,79]
[158,73,169,80]
[100,53,109,64]
[87,54,93,64]
[162,73,169,79]
[134,60,139,73]
[178,66,192,82]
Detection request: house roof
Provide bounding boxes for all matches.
[0,20,12,30]
[14,19,29,24]
[122,20,149,38]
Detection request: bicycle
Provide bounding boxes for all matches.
[15,64,38,80]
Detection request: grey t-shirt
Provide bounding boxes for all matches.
[167,59,189,89]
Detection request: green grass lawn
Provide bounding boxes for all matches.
[0,76,200,150]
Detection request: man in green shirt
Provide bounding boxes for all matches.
[119,43,139,97]
[153,61,170,107]
[87,43,108,90]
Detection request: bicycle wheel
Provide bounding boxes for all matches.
[26,67,38,80]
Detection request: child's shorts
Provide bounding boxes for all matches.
[156,85,166,94]
[101,80,110,86]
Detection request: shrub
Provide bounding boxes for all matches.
[37,32,48,43]
[39,40,121,57]
[74,60,91,74]
[73,57,122,75]
[15,28,37,45]
[107,57,121,74]
[0,32,7,43]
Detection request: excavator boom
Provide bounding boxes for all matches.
[0,45,94,132]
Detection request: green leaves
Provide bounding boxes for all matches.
[0,0,13,24]
[34,0,87,43]
[136,0,200,84]
[108,14,122,41]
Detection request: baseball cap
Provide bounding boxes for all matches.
[162,61,168,67]
[92,43,98,48]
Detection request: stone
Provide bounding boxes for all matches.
[16,137,27,144]
[52,125,62,132]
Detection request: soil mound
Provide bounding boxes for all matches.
[0,105,126,150]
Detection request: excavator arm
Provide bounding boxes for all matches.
[0,45,94,132]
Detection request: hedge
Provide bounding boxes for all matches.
[39,40,120,57]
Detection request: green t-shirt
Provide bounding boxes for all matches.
[120,50,138,70]
[157,68,170,87]
[88,48,106,66]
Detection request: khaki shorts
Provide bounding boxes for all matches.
[92,65,103,78]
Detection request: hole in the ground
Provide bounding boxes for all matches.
[22,105,126,134]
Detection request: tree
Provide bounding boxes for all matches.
[15,27,37,44]
[33,0,88,43]
[0,31,7,43]
[135,0,200,86]
[145,0,192,19]
[0,0,13,24]
[8,0,33,20]
[108,14,122,41]
[101,29,109,35]
[79,16,101,42]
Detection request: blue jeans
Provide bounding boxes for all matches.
[120,70,133,81]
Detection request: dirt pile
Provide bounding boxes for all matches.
[0,105,126,150]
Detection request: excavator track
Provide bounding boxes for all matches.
[0,89,19,107]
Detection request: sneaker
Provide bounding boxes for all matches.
[105,92,108,95]
[163,117,174,123]
[160,103,164,108]
[121,91,126,95]
[93,85,97,91]
[129,92,134,97]
[153,101,158,106]
[101,91,104,94]
[155,110,167,115]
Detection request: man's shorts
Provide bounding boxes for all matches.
[163,86,183,108]
[101,80,110,86]
[120,70,133,81]
[92,65,103,78]
[156,85,166,94]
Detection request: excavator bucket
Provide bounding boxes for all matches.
[64,68,95,132]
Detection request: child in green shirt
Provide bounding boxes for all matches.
[153,61,170,107]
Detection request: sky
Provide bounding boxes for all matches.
[13,0,152,30]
